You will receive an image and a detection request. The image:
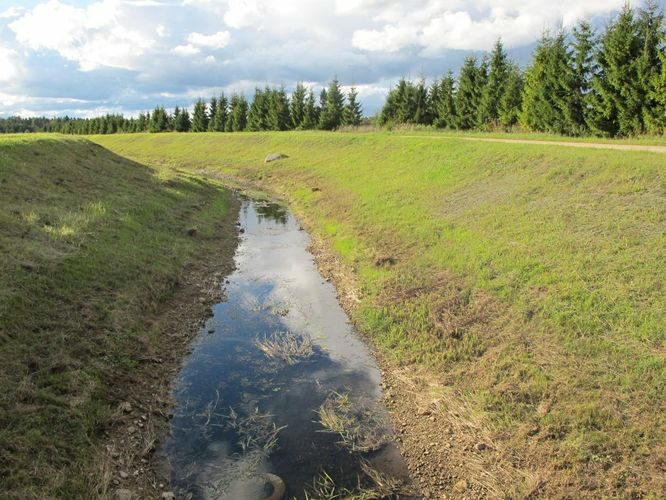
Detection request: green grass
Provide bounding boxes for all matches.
[0,135,237,497]
[93,131,665,496]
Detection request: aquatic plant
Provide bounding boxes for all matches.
[254,330,314,365]
[224,406,287,456]
[304,460,410,500]
[316,392,387,453]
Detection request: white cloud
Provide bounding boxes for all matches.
[9,0,156,71]
[0,6,24,19]
[172,44,201,55]
[0,46,20,82]
[352,25,415,53]
[187,31,231,49]
[351,0,628,52]
[224,0,259,29]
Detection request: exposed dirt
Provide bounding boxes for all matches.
[100,196,241,500]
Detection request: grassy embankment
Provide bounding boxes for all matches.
[0,135,237,497]
[95,131,665,497]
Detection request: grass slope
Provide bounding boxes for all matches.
[0,135,236,497]
[94,131,665,497]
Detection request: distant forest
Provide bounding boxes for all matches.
[1,3,664,138]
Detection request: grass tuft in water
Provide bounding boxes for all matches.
[254,330,314,365]
[304,460,411,500]
[316,392,387,453]
[224,406,287,456]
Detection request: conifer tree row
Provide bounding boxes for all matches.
[5,78,365,135]
[378,2,665,137]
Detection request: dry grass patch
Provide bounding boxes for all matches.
[254,330,314,365]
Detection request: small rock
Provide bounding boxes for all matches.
[127,426,137,434]
[161,492,176,500]
[119,471,129,479]
[20,261,38,272]
[264,153,289,163]
[119,402,132,413]
[374,255,396,267]
[239,228,245,234]
[115,489,133,500]
[453,479,468,493]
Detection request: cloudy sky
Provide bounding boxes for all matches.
[0,0,654,117]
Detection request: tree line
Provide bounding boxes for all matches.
[379,2,665,137]
[1,3,663,138]
[0,79,363,135]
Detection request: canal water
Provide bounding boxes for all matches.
[163,198,413,499]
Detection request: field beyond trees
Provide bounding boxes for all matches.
[93,131,665,497]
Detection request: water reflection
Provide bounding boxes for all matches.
[163,199,412,499]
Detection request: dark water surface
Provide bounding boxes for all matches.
[163,199,412,499]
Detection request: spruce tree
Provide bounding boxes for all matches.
[521,32,577,135]
[290,83,307,129]
[229,94,248,131]
[174,106,192,132]
[378,82,401,126]
[268,86,291,131]
[395,78,416,123]
[343,86,363,126]
[207,97,218,131]
[588,5,643,136]
[210,94,227,131]
[427,80,442,126]
[498,64,524,128]
[149,107,169,133]
[477,39,509,128]
[136,112,147,132]
[572,20,597,133]
[455,57,484,129]
[434,71,457,128]
[413,79,430,125]
[192,98,209,132]
[248,88,268,131]
[319,78,345,130]
[319,88,328,125]
[173,106,181,131]
[303,89,319,129]
[637,1,665,134]
[649,29,666,133]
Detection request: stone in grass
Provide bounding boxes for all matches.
[115,489,133,500]
[264,153,289,163]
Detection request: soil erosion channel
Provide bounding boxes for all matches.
[162,198,413,499]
